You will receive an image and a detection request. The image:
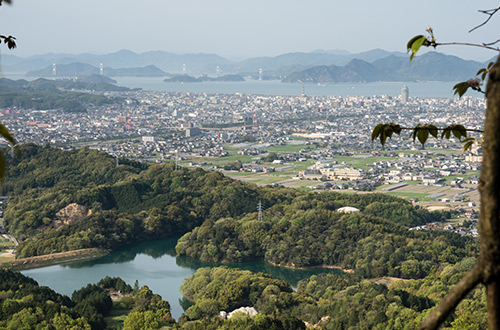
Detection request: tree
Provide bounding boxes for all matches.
[373,7,500,329]
[0,0,17,179]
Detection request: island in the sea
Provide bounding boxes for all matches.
[164,74,245,83]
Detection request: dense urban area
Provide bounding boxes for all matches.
[0,87,485,233]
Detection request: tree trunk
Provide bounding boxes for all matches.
[420,55,500,330]
[481,54,500,329]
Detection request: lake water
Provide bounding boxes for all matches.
[114,77,457,98]
[22,237,341,319]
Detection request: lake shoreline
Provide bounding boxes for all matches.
[266,260,354,273]
[6,248,108,271]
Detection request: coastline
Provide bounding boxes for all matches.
[5,248,108,271]
[265,260,354,273]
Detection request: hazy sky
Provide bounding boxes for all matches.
[1,0,499,61]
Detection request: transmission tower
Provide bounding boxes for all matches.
[257,200,263,221]
[175,150,180,171]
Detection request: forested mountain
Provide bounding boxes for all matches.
[0,78,126,112]
[175,259,485,329]
[282,52,484,83]
[1,144,477,282]
[175,199,476,279]
[0,144,484,328]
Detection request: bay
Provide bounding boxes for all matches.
[114,77,457,98]
[1,72,458,98]
[22,237,342,320]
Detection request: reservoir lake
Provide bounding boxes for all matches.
[22,237,342,320]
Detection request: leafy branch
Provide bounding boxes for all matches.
[0,35,16,49]
[407,27,498,97]
[371,123,482,152]
[0,0,15,50]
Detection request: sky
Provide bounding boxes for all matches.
[1,0,499,61]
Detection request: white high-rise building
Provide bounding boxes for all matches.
[401,85,409,104]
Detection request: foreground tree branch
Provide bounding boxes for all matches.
[419,264,482,330]
[480,53,500,330]
[417,50,500,330]
[470,7,500,33]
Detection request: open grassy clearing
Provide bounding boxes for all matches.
[384,192,434,201]
[105,307,130,329]
[332,156,395,170]
[0,254,15,264]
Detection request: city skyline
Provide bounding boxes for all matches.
[0,1,499,61]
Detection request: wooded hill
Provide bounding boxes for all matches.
[0,78,126,112]
[1,144,477,281]
[176,260,485,329]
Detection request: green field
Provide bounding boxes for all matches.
[0,255,14,264]
[0,238,13,247]
[245,176,292,184]
[104,307,130,329]
[332,156,394,170]
[384,191,434,201]
[265,144,314,154]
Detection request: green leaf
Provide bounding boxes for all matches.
[411,124,421,142]
[380,134,387,147]
[477,68,487,76]
[451,125,467,141]
[0,122,16,146]
[441,126,451,139]
[461,137,476,153]
[384,125,394,139]
[482,71,488,81]
[392,124,402,135]
[453,82,470,98]
[428,125,438,139]
[0,151,5,181]
[462,141,474,153]
[371,124,384,142]
[417,129,429,145]
[456,125,467,139]
[407,35,426,61]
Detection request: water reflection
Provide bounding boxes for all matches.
[67,237,342,287]
[23,237,341,319]
[66,238,178,268]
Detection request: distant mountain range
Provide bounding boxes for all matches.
[0,49,494,83]
[283,52,488,83]
[1,49,229,74]
[25,63,168,78]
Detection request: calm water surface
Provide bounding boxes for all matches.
[22,238,341,319]
[3,73,457,98]
[113,77,456,98]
